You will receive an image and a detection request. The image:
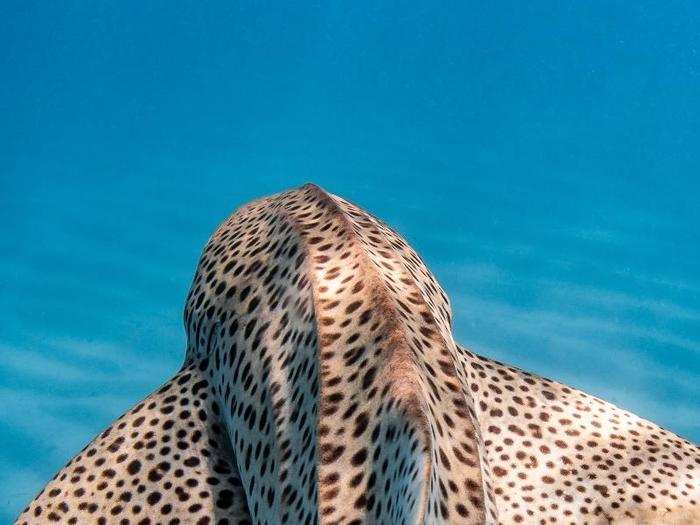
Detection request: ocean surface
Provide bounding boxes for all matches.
[2,1,699,521]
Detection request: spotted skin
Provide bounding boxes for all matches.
[16,368,251,525]
[16,183,699,524]
[461,350,700,524]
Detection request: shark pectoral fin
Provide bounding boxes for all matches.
[14,364,252,525]
[458,344,700,524]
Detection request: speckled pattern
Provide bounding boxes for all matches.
[16,184,699,524]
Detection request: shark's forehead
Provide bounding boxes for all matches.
[180,183,490,521]
[183,183,453,357]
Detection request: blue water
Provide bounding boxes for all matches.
[2,1,699,520]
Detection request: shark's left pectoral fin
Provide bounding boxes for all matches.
[15,365,252,525]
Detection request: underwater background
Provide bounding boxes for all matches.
[2,1,699,520]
